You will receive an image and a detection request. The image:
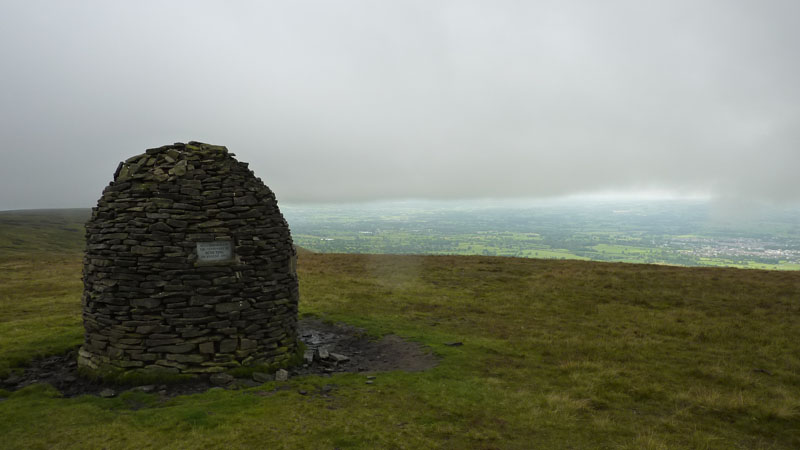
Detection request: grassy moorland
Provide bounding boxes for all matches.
[0,210,87,372]
[1,210,799,449]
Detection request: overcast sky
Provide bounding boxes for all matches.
[1,0,798,210]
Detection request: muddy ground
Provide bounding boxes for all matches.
[0,318,438,398]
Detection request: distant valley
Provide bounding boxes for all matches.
[282,199,800,270]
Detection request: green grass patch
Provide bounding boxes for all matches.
[0,255,83,376]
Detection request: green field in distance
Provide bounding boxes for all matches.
[283,199,800,270]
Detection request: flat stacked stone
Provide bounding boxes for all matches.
[78,141,299,375]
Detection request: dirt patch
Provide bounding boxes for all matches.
[0,318,438,398]
[296,319,438,374]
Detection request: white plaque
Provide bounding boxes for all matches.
[197,241,233,261]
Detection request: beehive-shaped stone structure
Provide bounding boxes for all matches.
[78,141,299,375]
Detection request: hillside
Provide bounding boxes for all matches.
[0,210,799,448]
[0,209,89,257]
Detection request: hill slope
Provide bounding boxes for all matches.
[0,209,798,448]
[0,209,89,256]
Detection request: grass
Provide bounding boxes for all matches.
[0,254,83,374]
[1,210,799,448]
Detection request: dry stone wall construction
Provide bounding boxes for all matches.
[78,141,299,375]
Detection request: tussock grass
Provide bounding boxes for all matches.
[1,212,799,448]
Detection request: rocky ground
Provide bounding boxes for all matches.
[0,318,438,398]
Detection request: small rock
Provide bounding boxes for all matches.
[3,375,22,386]
[63,375,77,383]
[131,385,156,393]
[99,388,116,398]
[444,342,463,347]
[317,348,329,360]
[237,379,261,388]
[303,349,315,364]
[366,380,374,385]
[210,373,235,386]
[298,390,308,395]
[366,376,376,380]
[329,353,350,363]
[274,369,289,382]
[252,372,272,383]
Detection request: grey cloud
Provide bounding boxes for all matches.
[1,0,798,209]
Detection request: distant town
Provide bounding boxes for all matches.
[670,236,800,266]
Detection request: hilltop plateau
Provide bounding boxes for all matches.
[0,209,798,449]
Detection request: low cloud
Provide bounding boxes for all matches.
[1,0,798,209]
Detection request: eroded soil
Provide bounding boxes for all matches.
[0,318,438,398]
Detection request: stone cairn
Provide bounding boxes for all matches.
[78,141,299,376]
